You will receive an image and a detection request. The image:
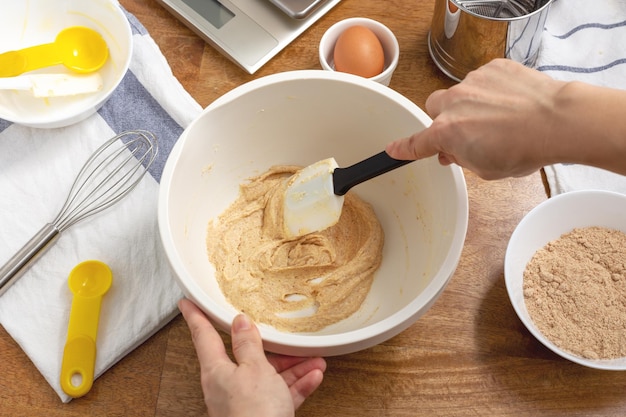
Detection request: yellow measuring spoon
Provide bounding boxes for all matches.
[0,26,108,77]
[60,260,112,398]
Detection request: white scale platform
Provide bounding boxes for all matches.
[157,0,342,74]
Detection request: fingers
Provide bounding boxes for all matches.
[268,355,327,385]
[267,355,327,410]
[230,313,268,366]
[180,305,266,368]
[424,88,447,117]
[178,298,231,372]
[438,153,455,166]
[290,367,325,409]
[385,88,450,162]
[385,128,439,161]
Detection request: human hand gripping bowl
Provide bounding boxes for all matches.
[284,151,411,237]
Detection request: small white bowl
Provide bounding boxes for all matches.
[0,0,132,129]
[505,190,626,370]
[159,70,468,357]
[319,17,399,86]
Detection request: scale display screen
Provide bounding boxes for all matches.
[181,0,234,29]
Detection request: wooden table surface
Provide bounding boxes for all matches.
[2,0,626,416]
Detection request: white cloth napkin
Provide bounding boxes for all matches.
[537,0,626,195]
[0,6,202,402]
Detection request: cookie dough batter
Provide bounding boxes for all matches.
[206,165,384,332]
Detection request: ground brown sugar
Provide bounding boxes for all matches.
[523,226,626,360]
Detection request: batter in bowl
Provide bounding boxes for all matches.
[206,165,384,332]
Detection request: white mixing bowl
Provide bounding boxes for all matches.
[0,0,132,128]
[159,70,468,356]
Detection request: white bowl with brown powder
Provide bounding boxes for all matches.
[505,190,626,370]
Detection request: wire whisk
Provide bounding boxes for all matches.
[0,130,158,296]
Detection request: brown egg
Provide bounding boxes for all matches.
[333,26,385,78]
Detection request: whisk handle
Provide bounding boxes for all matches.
[0,223,60,297]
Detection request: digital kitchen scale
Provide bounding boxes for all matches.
[156,0,342,74]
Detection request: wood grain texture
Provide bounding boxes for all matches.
[1,0,625,416]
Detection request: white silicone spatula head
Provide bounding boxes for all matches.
[283,158,345,238]
[283,152,412,238]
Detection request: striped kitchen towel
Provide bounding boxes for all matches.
[0,5,202,402]
[537,0,626,195]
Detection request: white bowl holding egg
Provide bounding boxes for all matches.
[0,0,132,128]
[319,17,399,86]
[505,190,626,370]
[158,70,468,357]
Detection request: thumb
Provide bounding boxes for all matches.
[385,129,439,161]
[230,314,267,366]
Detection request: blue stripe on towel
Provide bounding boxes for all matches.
[0,119,11,134]
[537,17,626,75]
[123,6,150,36]
[552,19,626,39]
[537,57,626,74]
[506,17,536,61]
[97,69,184,183]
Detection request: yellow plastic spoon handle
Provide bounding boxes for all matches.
[0,26,108,77]
[60,260,112,398]
[0,44,59,77]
